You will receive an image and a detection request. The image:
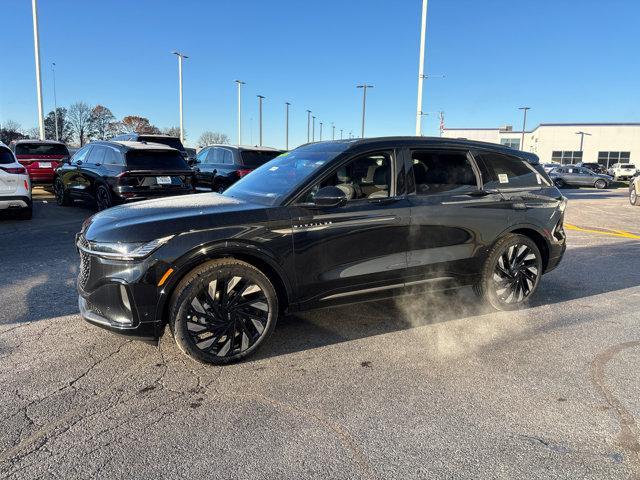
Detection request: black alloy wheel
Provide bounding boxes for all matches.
[474,234,542,311]
[170,259,278,364]
[54,178,72,206]
[96,185,112,211]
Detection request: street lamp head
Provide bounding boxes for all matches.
[235,79,245,85]
[518,106,530,110]
[257,95,265,99]
[171,51,189,58]
[356,84,374,89]
[285,102,291,106]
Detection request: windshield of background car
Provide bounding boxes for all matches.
[0,148,15,164]
[14,143,69,156]
[620,164,635,169]
[240,150,283,168]
[224,142,350,206]
[137,136,185,151]
[125,150,189,170]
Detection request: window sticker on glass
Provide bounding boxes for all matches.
[498,173,509,183]
[536,174,542,184]
[269,166,279,171]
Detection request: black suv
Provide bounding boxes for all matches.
[54,141,195,210]
[76,137,566,364]
[111,133,189,162]
[193,145,284,192]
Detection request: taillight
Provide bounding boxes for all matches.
[0,166,27,175]
[236,168,252,178]
[24,180,29,190]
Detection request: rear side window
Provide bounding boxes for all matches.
[240,150,282,167]
[479,152,545,188]
[87,146,106,165]
[410,150,478,195]
[125,150,189,170]
[104,148,124,165]
[0,148,15,164]
[14,143,69,156]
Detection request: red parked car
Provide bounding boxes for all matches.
[9,140,70,186]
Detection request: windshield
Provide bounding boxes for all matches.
[137,136,185,151]
[125,150,189,170]
[620,164,635,169]
[224,142,349,205]
[240,149,283,167]
[15,143,69,156]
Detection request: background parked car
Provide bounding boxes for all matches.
[576,162,607,175]
[184,147,197,166]
[54,140,195,210]
[542,162,560,173]
[549,165,612,189]
[193,145,284,192]
[111,133,189,162]
[9,139,70,187]
[607,163,637,181]
[0,142,32,219]
[629,172,640,206]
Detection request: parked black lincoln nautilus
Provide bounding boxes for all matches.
[76,137,567,364]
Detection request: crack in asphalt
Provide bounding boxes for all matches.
[591,340,640,477]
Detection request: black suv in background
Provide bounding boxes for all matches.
[193,145,284,192]
[77,137,566,365]
[54,141,195,210]
[111,133,189,162]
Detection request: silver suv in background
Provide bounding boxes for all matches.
[549,165,613,189]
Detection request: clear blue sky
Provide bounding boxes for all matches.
[1,0,638,148]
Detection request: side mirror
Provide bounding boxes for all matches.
[76,160,83,166]
[313,186,347,207]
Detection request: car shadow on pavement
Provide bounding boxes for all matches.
[253,240,640,362]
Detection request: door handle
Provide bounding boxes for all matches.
[368,196,400,206]
[511,197,528,210]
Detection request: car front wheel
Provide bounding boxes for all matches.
[473,234,543,311]
[594,179,607,189]
[54,178,72,206]
[630,185,640,206]
[169,258,278,364]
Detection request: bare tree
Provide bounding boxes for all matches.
[26,127,41,139]
[89,105,116,140]
[0,120,27,144]
[162,126,182,138]
[67,101,94,146]
[198,131,230,146]
[3,120,22,132]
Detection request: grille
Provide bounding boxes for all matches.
[77,236,91,290]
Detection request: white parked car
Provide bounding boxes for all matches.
[0,142,32,220]
[607,163,637,181]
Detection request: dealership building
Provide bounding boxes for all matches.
[442,123,640,167]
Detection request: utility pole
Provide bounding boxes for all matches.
[356,84,373,137]
[438,111,445,136]
[171,51,189,143]
[518,106,530,151]
[31,0,45,139]
[235,80,245,145]
[51,62,59,141]
[257,95,265,146]
[340,129,343,139]
[285,102,291,150]
[576,131,591,153]
[415,0,428,136]
[332,123,335,140]
[306,110,312,142]
[312,116,316,141]
[319,121,323,141]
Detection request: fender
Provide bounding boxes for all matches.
[154,239,294,326]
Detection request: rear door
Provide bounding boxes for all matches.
[405,147,508,283]
[61,145,93,198]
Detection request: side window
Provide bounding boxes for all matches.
[410,150,478,195]
[72,146,91,165]
[222,149,234,165]
[88,146,106,165]
[196,148,209,164]
[304,151,393,202]
[104,148,123,165]
[210,147,224,164]
[480,152,542,189]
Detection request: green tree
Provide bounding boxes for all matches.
[44,107,72,143]
[89,105,116,140]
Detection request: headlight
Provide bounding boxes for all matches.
[80,235,174,260]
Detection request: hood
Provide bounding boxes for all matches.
[83,193,264,243]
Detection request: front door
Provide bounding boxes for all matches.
[290,149,411,306]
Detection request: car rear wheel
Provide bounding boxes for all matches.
[473,234,542,311]
[54,178,72,206]
[553,178,566,188]
[95,184,112,211]
[630,185,640,206]
[594,179,607,189]
[169,258,278,364]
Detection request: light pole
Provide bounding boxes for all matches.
[319,121,323,141]
[312,116,316,141]
[51,62,59,141]
[340,129,343,140]
[257,95,265,147]
[31,0,45,140]
[171,51,188,143]
[285,102,291,150]
[332,123,335,140]
[415,0,428,136]
[306,110,312,142]
[356,84,373,138]
[235,80,245,145]
[518,106,530,151]
[576,131,591,155]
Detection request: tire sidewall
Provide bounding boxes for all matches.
[171,260,279,364]
[595,179,606,189]
[631,185,640,206]
[96,184,112,211]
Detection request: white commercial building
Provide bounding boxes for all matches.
[442,123,640,168]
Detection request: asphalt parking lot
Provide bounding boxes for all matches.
[1,187,639,479]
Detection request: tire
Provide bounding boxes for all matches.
[630,185,640,206]
[169,258,279,364]
[54,177,72,206]
[213,181,225,194]
[594,179,607,189]
[95,184,112,211]
[553,178,566,188]
[17,204,32,220]
[473,234,543,311]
